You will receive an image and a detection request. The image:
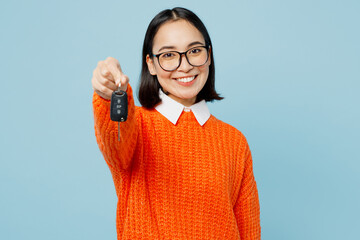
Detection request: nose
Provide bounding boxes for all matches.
[177,53,193,72]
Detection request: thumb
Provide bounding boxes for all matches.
[104,57,122,86]
[113,70,122,86]
[119,74,129,91]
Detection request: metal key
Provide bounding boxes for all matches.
[110,84,128,141]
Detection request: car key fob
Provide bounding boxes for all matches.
[110,88,128,122]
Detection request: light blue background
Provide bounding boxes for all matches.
[1,0,359,239]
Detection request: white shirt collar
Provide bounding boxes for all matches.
[155,90,211,126]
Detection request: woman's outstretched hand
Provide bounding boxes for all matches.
[91,57,129,100]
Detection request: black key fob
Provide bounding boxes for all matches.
[110,89,128,122]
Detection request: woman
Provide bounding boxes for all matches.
[92,7,260,239]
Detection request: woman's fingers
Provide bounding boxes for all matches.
[104,57,129,91]
[95,66,117,90]
[92,73,114,100]
[92,57,130,100]
[104,57,121,84]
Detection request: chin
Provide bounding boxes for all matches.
[176,89,199,98]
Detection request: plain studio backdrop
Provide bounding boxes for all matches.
[1,0,359,239]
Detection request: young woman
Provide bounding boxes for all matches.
[92,7,260,239]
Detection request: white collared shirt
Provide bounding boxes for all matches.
[155,90,211,126]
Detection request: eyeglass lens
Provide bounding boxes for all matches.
[158,46,208,71]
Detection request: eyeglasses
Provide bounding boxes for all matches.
[152,45,210,72]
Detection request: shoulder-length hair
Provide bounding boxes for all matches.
[138,7,223,109]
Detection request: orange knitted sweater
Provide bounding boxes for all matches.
[92,85,260,239]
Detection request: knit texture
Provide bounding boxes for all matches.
[92,85,261,239]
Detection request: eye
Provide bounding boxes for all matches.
[189,47,203,55]
[160,52,176,59]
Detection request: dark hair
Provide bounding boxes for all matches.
[138,7,223,109]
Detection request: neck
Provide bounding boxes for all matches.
[168,94,196,107]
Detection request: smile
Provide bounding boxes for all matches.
[175,75,197,83]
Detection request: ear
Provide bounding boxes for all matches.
[146,55,157,75]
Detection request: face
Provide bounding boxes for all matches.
[146,19,211,107]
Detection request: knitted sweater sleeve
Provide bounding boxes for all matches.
[92,84,138,173]
[234,139,261,239]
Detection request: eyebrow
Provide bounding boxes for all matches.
[157,41,205,53]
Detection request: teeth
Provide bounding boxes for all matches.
[176,76,195,83]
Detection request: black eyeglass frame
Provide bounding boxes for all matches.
[152,45,210,72]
